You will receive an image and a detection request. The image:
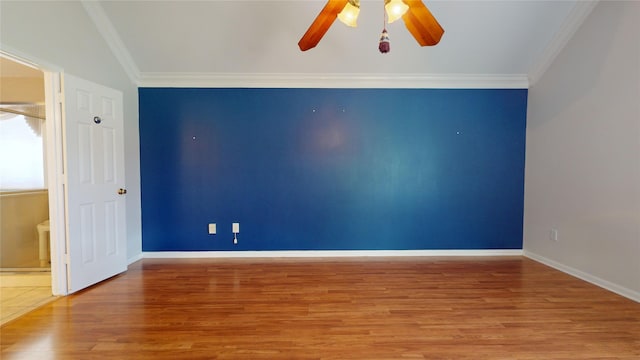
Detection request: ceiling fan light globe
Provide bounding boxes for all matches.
[385,0,409,23]
[337,1,360,27]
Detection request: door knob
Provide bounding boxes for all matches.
[118,188,127,195]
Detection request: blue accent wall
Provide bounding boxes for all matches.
[139,88,527,251]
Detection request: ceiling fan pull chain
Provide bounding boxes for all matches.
[379,30,390,54]
[379,4,390,54]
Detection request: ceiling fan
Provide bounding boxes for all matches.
[298,0,444,52]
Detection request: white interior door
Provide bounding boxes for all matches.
[63,74,127,293]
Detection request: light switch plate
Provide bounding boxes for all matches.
[208,223,216,235]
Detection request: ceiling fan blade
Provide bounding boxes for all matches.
[298,0,349,51]
[402,0,444,46]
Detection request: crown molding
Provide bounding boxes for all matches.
[138,72,529,89]
[81,0,140,85]
[1,44,64,73]
[528,0,599,87]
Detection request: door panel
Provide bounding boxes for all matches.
[79,203,96,263]
[64,74,126,293]
[103,129,116,182]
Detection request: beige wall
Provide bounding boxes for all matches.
[0,191,49,267]
[524,1,640,299]
[0,77,45,104]
[1,57,45,103]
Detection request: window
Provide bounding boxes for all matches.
[0,113,45,190]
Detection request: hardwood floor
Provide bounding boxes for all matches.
[1,257,638,359]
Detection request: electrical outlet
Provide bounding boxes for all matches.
[549,229,558,242]
[208,223,216,235]
[232,222,240,233]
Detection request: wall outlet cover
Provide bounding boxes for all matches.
[208,223,216,234]
[232,222,240,233]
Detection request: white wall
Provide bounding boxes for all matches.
[524,1,640,300]
[0,1,142,261]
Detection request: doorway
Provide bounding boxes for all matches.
[1,48,130,317]
[0,56,55,324]
[1,48,130,300]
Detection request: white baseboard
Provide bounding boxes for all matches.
[143,249,523,259]
[127,253,143,265]
[524,250,639,303]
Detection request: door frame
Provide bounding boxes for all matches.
[1,49,68,295]
[43,70,68,295]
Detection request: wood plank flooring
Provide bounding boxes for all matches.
[1,257,639,359]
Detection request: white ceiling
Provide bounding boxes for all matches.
[87,0,596,88]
